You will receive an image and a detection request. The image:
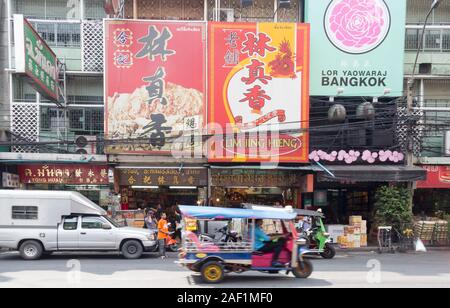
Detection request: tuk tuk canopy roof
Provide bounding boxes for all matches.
[179,205,297,220]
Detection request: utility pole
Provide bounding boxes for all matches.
[406,0,441,208]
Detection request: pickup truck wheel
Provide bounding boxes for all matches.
[122,240,143,259]
[19,240,43,260]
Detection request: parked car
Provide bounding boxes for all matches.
[0,190,157,260]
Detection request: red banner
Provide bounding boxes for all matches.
[18,164,109,185]
[208,22,310,163]
[104,20,206,154]
[417,165,450,189]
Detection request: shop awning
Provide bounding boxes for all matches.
[317,165,427,182]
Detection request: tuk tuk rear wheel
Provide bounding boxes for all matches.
[200,261,225,284]
[293,260,313,279]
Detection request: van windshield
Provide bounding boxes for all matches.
[103,215,121,228]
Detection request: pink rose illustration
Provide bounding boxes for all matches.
[326,0,389,52]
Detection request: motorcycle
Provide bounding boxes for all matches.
[295,209,336,259]
[199,224,242,243]
[152,230,179,252]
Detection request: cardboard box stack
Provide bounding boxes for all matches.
[337,216,368,248]
[326,225,345,244]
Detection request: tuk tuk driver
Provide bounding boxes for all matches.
[254,219,286,267]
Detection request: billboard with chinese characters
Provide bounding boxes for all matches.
[306,0,406,97]
[104,20,206,155]
[208,22,310,163]
[14,15,59,101]
[18,165,109,185]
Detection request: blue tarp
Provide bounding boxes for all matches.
[179,205,297,220]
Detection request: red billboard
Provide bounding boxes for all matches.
[208,22,310,163]
[104,20,206,154]
[18,164,109,185]
[417,165,450,189]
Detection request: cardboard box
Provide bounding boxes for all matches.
[353,227,361,235]
[344,226,355,235]
[327,225,345,243]
[361,234,368,247]
[133,221,145,228]
[353,234,361,248]
[349,216,363,225]
[360,220,367,234]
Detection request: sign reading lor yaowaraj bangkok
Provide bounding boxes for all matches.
[306,0,406,97]
[208,23,310,163]
[104,20,206,155]
[14,14,59,101]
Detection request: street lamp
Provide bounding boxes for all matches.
[405,0,441,207]
[410,0,441,82]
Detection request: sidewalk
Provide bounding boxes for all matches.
[335,245,450,252]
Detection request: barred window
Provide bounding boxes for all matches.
[31,22,81,47]
[12,206,38,220]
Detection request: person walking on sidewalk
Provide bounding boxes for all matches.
[157,212,169,259]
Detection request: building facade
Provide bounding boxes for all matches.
[0,0,448,217]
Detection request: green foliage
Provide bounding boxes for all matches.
[374,186,413,231]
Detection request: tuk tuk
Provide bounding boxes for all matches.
[177,205,313,284]
[295,209,336,259]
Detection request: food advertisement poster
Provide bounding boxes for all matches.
[104,20,206,154]
[306,0,406,97]
[208,22,310,163]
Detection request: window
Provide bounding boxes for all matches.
[81,216,105,229]
[424,29,441,50]
[63,216,78,230]
[12,206,38,220]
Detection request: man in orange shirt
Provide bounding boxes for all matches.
[157,212,169,259]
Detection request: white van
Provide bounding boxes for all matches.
[0,190,157,260]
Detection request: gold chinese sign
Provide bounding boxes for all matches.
[118,168,207,187]
[211,169,301,187]
[18,164,109,185]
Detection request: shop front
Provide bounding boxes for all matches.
[17,164,110,205]
[314,165,427,227]
[415,165,450,214]
[115,166,208,210]
[209,168,314,208]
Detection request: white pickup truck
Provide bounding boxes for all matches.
[0,190,157,260]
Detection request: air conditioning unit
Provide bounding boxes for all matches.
[75,135,96,155]
[215,9,235,22]
[445,131,450,156]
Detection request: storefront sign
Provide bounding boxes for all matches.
[18,164,109,185]
[208,22,310,163]
[417,166,450,189]
[118,168,207,187]
[104,20,206,155]
[306,0,406,97]
[2,172,20,188]
[14,15,59,101]
[211,169,301,187]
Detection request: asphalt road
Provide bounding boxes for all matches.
[0,250,449,288]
